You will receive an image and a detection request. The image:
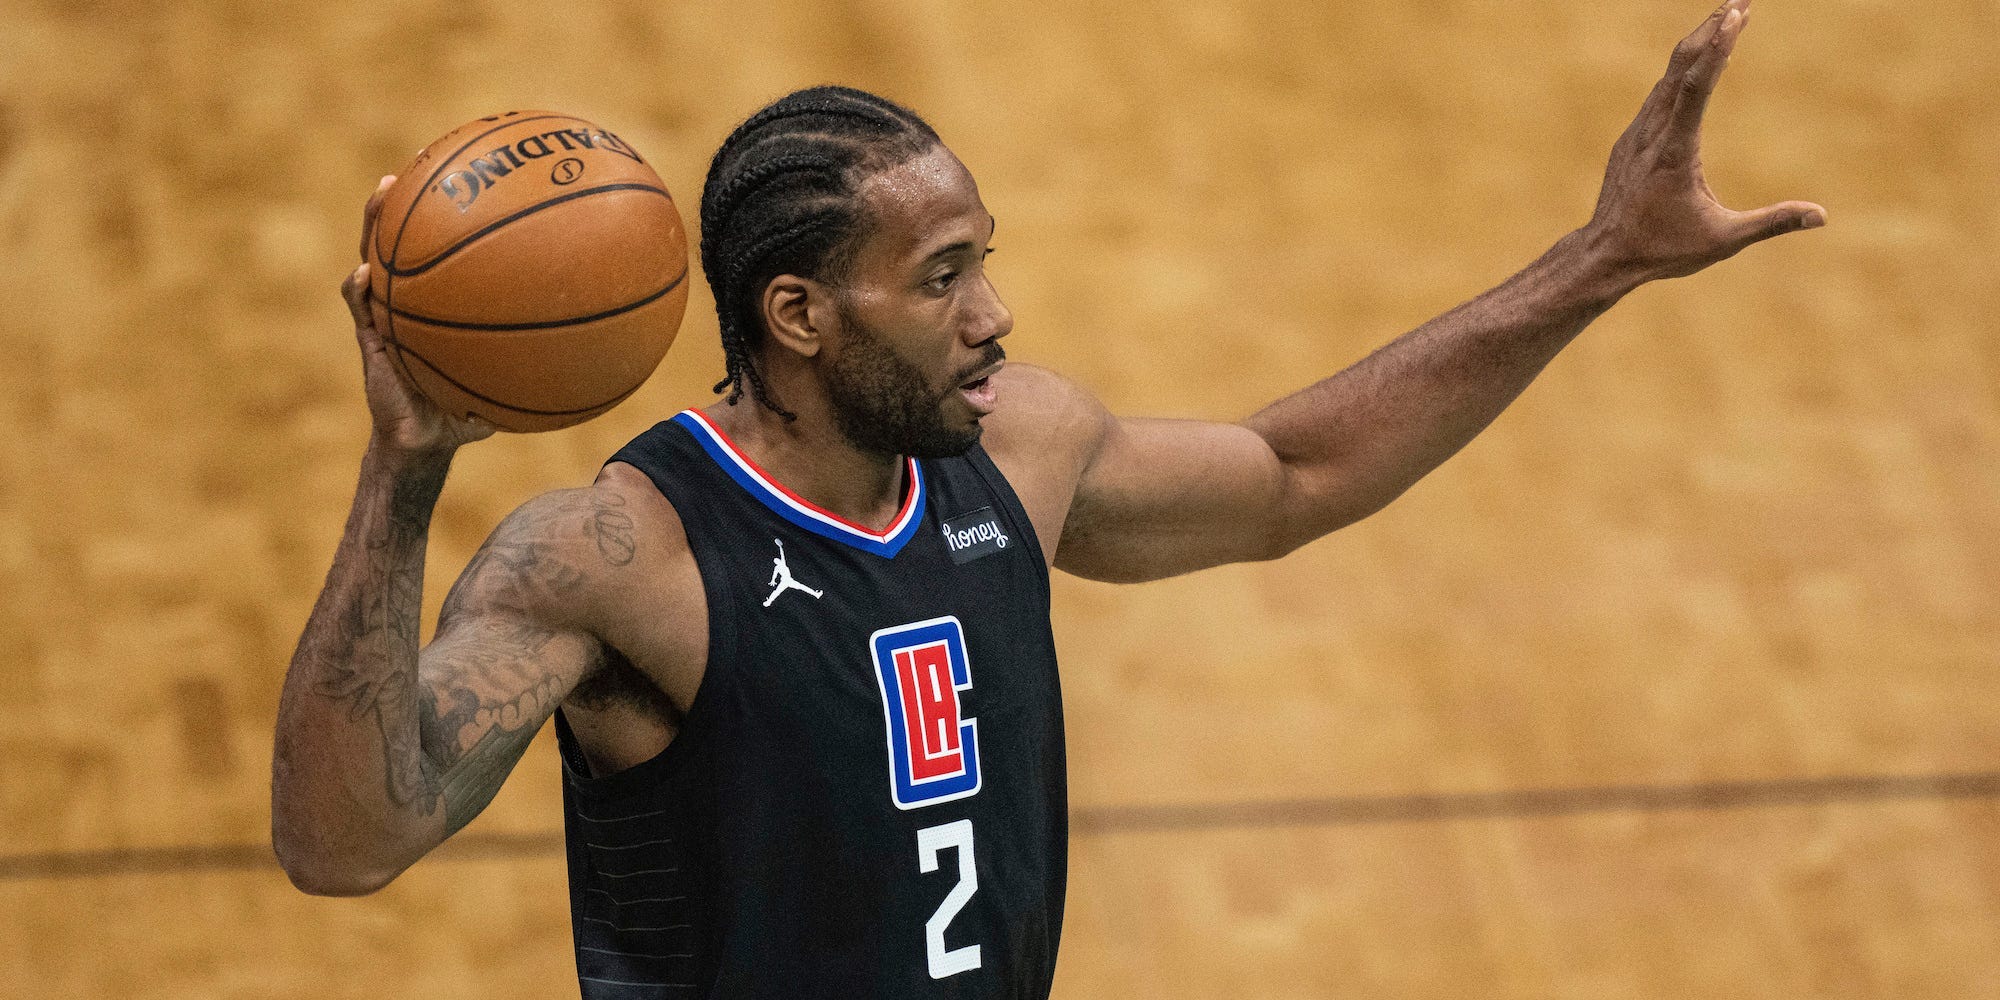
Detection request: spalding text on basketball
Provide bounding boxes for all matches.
[436,128,644,212]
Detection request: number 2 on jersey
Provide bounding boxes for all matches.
[917,819,981,979]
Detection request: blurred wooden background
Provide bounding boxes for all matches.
[3,0,1997,997]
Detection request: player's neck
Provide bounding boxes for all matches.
[703,396,909,533]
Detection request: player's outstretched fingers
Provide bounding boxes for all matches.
[1628,1,1734,153]
[1726,201,1829,251]
[1671,1,1734,79]
[1663,2,1747,158]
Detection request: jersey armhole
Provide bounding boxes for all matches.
[553,438,744,801]
[965,443,1053,605]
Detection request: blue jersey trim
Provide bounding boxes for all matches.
[669,410,925,558]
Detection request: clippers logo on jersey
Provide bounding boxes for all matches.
[870,617,982,809]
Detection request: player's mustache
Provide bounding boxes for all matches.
[953,344,1006,385]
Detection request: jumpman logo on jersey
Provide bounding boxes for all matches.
[764,538,824,608]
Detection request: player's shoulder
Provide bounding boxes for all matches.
[589,461,693,564]
[979,363,1115,547]
[444,468,706,715]
[981,362,1114,470]
[460,469,691,618]
[493,470,681,554]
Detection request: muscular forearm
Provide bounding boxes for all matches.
[271,439,453,894]
[1057,1,1817,580]
[1245,228,1635,548]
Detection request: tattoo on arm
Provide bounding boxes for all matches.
[418,631,587,835]
[304,455,452,812]
[591,494,637,567]
[309,489,637,828]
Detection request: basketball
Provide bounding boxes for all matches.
[367,110,690,432]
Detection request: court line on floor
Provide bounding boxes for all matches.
[4,770,1996,881]
[1072,769,2000,833]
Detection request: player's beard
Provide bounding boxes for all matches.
[825,306,1001,459]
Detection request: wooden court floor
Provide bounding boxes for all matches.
[3,0,1997,996]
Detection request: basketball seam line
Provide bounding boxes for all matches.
[387,263,688,331]
[375,113,577,270]
[381,183,674,278]
[388,336,650,417]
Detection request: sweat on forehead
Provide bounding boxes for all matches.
[858,145,967,202]
[851,147,990,259]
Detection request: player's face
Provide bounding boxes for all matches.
[822,145,1012,458]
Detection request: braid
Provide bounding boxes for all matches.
[699,86,942,419]
[707,209,845,414]
[704,153,838,234]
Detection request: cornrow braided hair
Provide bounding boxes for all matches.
[699,85,941,419]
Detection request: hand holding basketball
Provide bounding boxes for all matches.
[342,176,496,456]
[364,111,691,432]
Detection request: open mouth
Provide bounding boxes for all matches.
[957,371,998,414]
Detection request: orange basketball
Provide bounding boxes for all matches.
[368,111,689,432]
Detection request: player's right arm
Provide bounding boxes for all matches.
[270,178,605,895]
[272,479,617,894]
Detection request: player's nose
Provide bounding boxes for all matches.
[965,271,1013,346]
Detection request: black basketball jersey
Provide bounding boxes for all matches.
[554,408,1067,999]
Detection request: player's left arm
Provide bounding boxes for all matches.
[1041,0,1821,583]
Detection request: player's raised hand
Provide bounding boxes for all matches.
[342,175,495,455]
[1585,0,1825,282]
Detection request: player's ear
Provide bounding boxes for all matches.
[761,274,824,359]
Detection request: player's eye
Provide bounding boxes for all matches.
[927,271,959,292]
